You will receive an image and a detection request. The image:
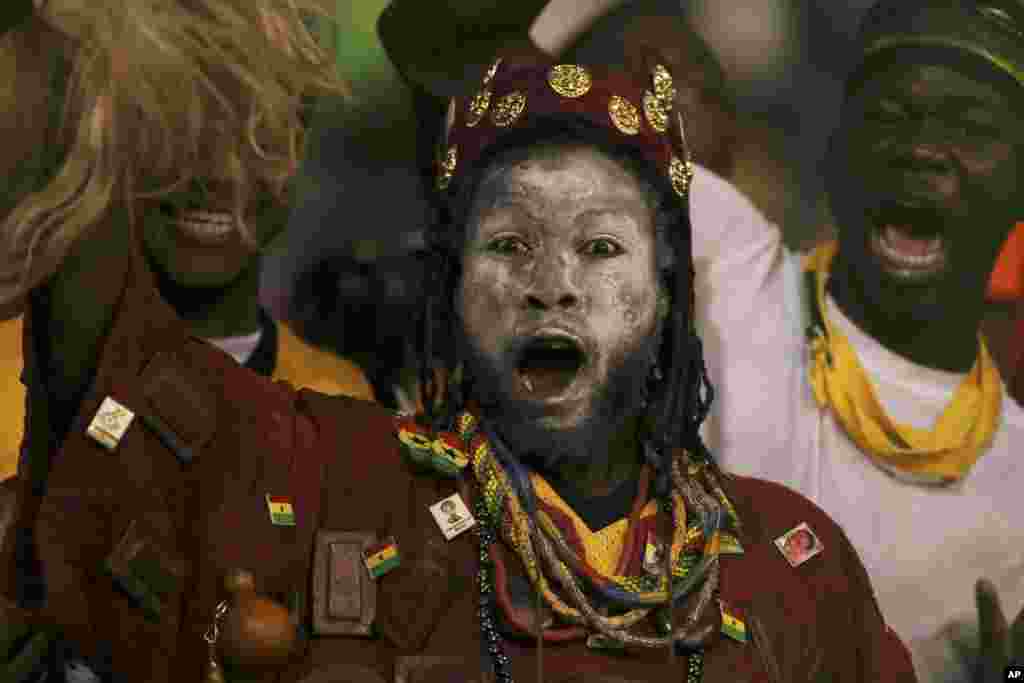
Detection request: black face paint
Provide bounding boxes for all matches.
[827,58,1024,367]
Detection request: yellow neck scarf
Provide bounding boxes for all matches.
[805,242,1002,484]
[530,473,659,577]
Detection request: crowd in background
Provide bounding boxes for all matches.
[273,0,1024,411]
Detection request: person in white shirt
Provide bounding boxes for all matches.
[691,1,1024,680]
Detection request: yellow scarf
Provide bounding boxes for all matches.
[805,242,1002,484]
[530,473,659,577]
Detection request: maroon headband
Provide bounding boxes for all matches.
[435,57,695,204]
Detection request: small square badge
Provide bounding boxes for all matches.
[266,494,296,527]
[720,601,747,643]
[428,493,475,541]
[774,522,823,568]
[362,537,401,580]
[87,397,136,451]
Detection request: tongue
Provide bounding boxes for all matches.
[884,225,942,257]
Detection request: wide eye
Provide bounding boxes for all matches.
[487,236,531,256]
[581,238,623,258]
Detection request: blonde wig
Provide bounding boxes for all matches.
[0,0,347,314]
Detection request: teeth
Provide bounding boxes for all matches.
[183,209,234,224]
[879,228,944,267]
[175,209,235,239]
[522,376,534,393]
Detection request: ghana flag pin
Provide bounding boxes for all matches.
[362,537,401,579]
[265,494,296,527]
[720,602,747,643]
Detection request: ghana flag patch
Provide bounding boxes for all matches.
[363,537,401,579]
[720,602,747,643]
[266,494,296,527]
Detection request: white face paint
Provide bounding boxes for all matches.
[457,144,665,436]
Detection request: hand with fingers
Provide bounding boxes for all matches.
[377,0,553,96]
[975,578,1024,682]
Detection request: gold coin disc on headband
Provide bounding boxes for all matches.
[669,156,693,197]
[643,90,669,133]
[491,91,527,127]
[652,64,676,103]
[547,64,593,98]
[467,88,492,128]
[484,57,502,86]
[437,145,458,191]
[608,95,641,135]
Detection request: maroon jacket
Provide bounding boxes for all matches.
[297,393,916,683]
[0,233,916,682]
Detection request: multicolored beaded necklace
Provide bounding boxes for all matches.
[395,410,744,681]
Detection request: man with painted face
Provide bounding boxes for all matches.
[0,2,371,479]
[250,56,918,683]
[0,6,371,527]
[690,1,1024,680]
[0,2,366,680]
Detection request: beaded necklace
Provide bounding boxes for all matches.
[395,410,744,681]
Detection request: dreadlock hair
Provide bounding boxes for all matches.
[416,117,715,496]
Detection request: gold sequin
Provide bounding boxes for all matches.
[608,95,641,135]
[669,156,693,197]
[643,90,669,133]
[437,145,457,191]
[483,57,502,85]
[491,91,526,127]
[466,88,492,127]
[547,64,592,98]
[652,64,676,103]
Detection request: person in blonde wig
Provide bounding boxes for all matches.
[0,0,345,306]
[0,2,369,680]
[0,0,371,483]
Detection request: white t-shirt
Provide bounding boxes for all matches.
[690,165,1024,682]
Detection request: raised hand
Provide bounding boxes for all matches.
[377,0,552,96]
[974,578,1024,682]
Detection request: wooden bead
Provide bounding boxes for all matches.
[217,571,297,673]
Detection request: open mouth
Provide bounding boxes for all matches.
[515,334,587,400]
[167,207,236,246]
[868,202,949,281]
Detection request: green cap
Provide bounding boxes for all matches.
[853,1,1024,88]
